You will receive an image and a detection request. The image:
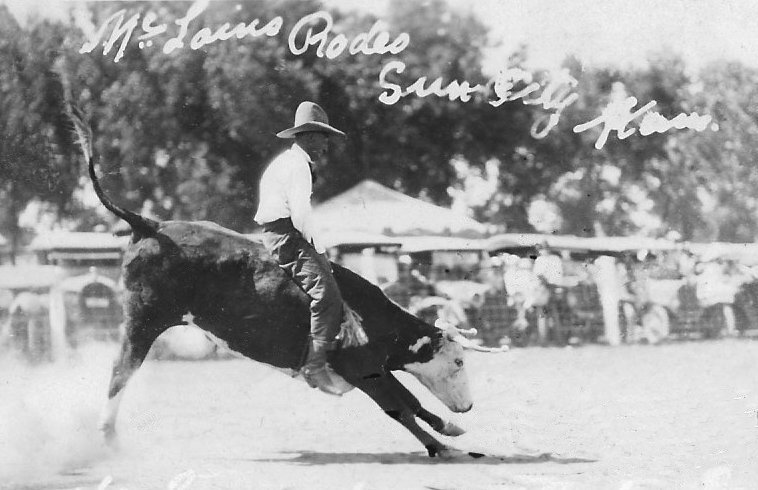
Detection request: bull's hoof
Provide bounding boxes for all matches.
[425,443,447,457]
[439,421,466,437]
[436,447,471,459]
[100,424,118,447]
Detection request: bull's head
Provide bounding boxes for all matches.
[403,320,508,413]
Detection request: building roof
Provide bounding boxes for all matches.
[397,236,486,253]
[686,241,758,265]
[487,233,678,257]
[320,231,403,249]
[313,180,487,237]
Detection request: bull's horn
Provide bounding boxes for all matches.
[451,333,509,353]
[434,319,476,336]
[434,320,508,353]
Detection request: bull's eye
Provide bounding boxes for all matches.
[454,358,464,368]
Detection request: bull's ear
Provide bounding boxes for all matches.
[433,319,455,342]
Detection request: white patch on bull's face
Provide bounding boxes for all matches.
[408,336,431,353]
[403,335,473,413]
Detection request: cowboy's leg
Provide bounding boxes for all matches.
[288,247,343,343]
[263,223,344,394]
[285,244,345,394]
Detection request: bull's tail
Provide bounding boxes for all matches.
[66,103,158,239]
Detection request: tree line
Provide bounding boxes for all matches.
[1,0,757,263]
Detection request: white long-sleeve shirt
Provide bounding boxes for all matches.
[254,144,324,252]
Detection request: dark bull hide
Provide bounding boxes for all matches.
[67,106,505,457]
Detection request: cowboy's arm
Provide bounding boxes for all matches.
[287,160,325,253]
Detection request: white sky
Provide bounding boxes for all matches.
[4,0,758,71]
[329,0,758,72]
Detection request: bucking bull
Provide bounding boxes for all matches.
[68,106,507,457]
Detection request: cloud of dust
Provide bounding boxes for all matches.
[0,342,118,483]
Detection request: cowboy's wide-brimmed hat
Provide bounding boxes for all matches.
[276,101,345,139]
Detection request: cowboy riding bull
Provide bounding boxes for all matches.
[68,107,506,458]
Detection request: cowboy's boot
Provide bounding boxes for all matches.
[302,338,344,396]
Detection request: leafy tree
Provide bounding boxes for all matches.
[307,0,504,205]
[0,6,80,261]
[62,0,513,231]
[663,60,758,241]
[7,0,758,247]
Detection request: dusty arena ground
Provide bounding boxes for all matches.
[1,337,757,489]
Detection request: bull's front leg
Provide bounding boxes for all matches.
[352,375,448,457]
[416,407,466,437]
[383,373,466,437]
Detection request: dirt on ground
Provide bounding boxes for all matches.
[1,337,757,489]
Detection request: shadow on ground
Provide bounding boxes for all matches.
[1,475,104,490]
[246,450,597,466]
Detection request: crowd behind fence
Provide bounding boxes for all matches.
[379,237,758,348]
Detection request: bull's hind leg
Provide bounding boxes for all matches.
[99,305,179,443]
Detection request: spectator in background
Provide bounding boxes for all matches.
[616,256,640,342]
[408,268,431,297]
[382,263,427,309]
[503,257,542,343]
[723,258,752,290]
[408,282,448,326]
[437,296,470,329]
[532,247,565,343]
[409,282,436,314]
[593,255,622,345]
[697,257,734,306]
[382,264,413,308]
[504,257,542,304]
[477,266,510,347]
[533,245,564,286]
